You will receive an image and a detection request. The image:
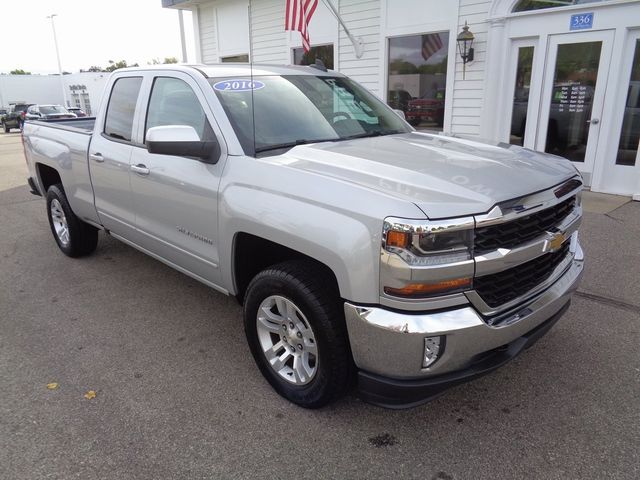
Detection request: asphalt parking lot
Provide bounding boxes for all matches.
[1,131,638,479]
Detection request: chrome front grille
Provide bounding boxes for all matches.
[474,196,576,254]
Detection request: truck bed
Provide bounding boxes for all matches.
[26,117,96,134]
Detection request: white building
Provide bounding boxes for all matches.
[163,0,640,199]
[0,72,108,116]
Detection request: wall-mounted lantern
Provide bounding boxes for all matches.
[457,21,475,79]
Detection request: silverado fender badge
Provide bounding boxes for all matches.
[176,226,214,245]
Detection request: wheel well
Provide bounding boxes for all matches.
[233,232,340,304]
[36,163,62,193]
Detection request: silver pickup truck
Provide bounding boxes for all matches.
[23,64,584,409]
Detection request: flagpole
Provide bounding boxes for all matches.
[321,0,364,58]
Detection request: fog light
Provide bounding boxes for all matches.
[423,336,442,368]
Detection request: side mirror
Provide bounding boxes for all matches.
[146,125,219,163]
[393,109,406,120]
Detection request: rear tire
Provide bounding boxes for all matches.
[3,122,9,133]
[46,184,98,257]
[243,260,353,408]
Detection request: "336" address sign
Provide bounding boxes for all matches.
[570,13,594,31]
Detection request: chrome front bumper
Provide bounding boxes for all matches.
[344,243,584,381]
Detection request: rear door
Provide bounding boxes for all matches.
[128,72,227,287]
[89,76,144,238]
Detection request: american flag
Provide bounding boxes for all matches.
[422,33,444,61]
[285,0,319,52]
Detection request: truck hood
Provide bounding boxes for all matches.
[275,132,577,219]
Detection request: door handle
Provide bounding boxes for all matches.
[130,164,150,176]
[89,152,104,162]
[587,118,599,125]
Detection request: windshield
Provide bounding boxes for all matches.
[40,105,70,115]
[209,75,411,155]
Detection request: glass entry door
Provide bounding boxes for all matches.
[536,30,614,184]
[597,31,640,196]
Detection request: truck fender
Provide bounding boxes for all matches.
[219,184,381,304]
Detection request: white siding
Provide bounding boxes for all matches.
[250,0,289,64]
[338,0,382,95]
[450,0,492,136]
[198,4,218,63]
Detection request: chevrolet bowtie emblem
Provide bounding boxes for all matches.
[547,232,566,252]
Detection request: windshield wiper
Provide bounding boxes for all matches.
[254,138,336,154]
[341,129,404,140]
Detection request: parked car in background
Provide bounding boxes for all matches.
[406,87,446,128]
[68,107,88,117]
[0,108,7,123]
[2,103,33,132]
[25,105,77,121]
[387,89,413,114]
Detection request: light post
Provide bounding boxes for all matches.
[46,14,68,107]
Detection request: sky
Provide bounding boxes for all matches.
[1,0,195,75]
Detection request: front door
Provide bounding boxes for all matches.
[595,31,640,195]
[536,30,614,186]
[129,74,226,288]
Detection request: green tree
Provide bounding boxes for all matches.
[148,57,179,65]
[105,60,138,72]
[10,69,31,75]
[388,60,417,75]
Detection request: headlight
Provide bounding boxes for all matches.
[383,217,474,266]
[381,217,475,299]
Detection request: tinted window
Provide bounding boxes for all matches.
[388,32,449,131]
[513,0,605,13]
[616,39,640,166]
[40,105,69,115]
[221,54,249,63]
[293,44,334,69]
[510,46,534,146]
[104,77,142,142]
[145,77,208,141]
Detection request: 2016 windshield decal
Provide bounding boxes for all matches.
[213,79,265,92]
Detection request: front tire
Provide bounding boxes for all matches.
[243,261,353,408]
[46,184,98,257]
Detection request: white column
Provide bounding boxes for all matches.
[178,10,188,63]
[479,17,507,140]
[192,6,203,64]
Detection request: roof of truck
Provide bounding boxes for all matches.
[116,63,342,78]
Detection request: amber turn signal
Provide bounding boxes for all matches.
[384,278,472,298]
[386,230,410,248]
